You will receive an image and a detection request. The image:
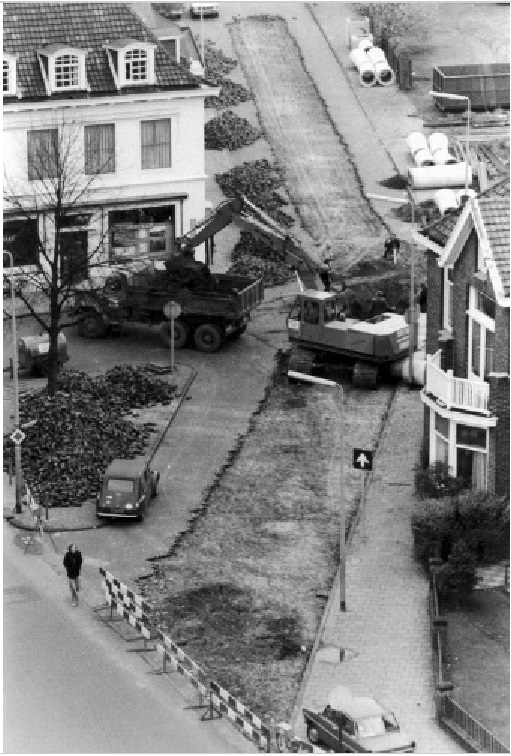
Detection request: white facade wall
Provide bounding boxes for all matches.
[3,89,212,271]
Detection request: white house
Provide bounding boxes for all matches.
[3,2,217,281]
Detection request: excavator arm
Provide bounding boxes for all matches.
[175,195,325,289]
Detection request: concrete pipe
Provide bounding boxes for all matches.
[435,188,459,215]
[351,33,373,51]
[390,350,427,386]
[350,48,377,87]
[408,162,473,189]
[366,46,387,64]
[431,148,457,165]
[407,131,428,155]
[428,132,449,154]
[413,148,436,167]
[374,60,395,86]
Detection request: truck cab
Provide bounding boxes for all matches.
[97,459,159,521]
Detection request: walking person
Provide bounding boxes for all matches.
[63,544,83,607]
[319,259,332,292]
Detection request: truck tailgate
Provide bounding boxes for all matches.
[237,277,264,315]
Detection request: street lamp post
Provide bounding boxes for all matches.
[429,90,471,199]
[4,251,22,514]
[288,371,346,611]
[407,187,416,382]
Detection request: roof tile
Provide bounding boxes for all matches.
[3,2,200,99]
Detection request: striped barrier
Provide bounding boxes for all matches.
[210,680,272,750]
[155,628,209,697]
[99,567,154,642]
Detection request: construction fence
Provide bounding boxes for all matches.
[98,567,316,753]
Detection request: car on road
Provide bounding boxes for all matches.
[97,458,159,521]
[303,697,416,753]
[163,2,186,18]
[190,2,219,18]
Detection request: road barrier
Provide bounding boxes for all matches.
[99,567,154,643]
[155,628,209,698]
[209,680,272,750]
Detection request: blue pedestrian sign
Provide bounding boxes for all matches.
[353,448,373,471]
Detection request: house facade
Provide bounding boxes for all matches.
[414,178,510,496]
[3,2,217,281]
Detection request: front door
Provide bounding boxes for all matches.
[60,231,88,285]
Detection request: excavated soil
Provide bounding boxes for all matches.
[229,16,385,267]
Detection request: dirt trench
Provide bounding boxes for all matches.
[228,15,385,267]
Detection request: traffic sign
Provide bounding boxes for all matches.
[164,301,182,319]
[353,448,373,471]
[10,428,26,446]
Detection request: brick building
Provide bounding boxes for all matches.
[414,177,509,496]
[3,2,217,281]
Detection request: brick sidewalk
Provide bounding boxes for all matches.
[293,386,464,753]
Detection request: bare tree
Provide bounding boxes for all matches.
[354,3,438,50]
[4,116,113,395]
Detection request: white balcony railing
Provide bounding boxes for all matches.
[424,351,490,414]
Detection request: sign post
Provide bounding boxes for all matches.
[163,301,182,373]
[353,449,373,542]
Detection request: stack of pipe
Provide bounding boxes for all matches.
[357,36,374,52]
[350,47,376,87]
[407,132,435,167]
[365,46,395,86]
[428,132,457,165]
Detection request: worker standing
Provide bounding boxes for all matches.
[384,234,400,263]
[319,259,332,292]
[370,290,387,317]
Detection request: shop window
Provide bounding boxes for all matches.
[3,219,40,267]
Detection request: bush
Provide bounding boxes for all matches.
[353,3,437,49]
[414,461,467,500]
[411,497,455,566]
[437,539,478,599]
[450,491,510,560]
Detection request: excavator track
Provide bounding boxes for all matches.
[287,347,316,378]
[352,362,379,389]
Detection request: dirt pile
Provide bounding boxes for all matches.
[3,367,177,508]
[227,231,294,286]
[205,110,261,151]
[216,159,295,228]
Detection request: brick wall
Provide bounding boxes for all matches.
[451,230,478,378]
[494,307,510,374]
[488,374,510,496]
[426,249,442,356]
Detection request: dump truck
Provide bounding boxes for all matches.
[71,255,264,353]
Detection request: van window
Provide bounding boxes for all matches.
[107,478,135,493]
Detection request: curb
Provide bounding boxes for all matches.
[5,364,198,534]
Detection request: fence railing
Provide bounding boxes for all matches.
[428,560,509,753]
[425,359,490,413]
[439,696,509,753]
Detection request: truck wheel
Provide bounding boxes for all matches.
[353,362,379,389]
[159,320,190,349]
[307,726,321,745]
[78,311,106,339]
[193,324,224,353]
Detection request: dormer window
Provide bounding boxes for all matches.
[104,40,156,89]
[54,54,79,88]
[3,54,17,95]
[125,49,148,81]
[37,45,89,94]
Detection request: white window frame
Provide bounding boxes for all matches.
[442,266,453,331]
[3,54,16,95]
[467,287,495,381]
[53,53,80,89]
[429,408,489,490]
[120,45,155,87]
[39,48,88,93]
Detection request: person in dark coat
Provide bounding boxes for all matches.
[63,544,83,607]
[370,290,387,318]
[319,260,332,292]
[384,234,400,262]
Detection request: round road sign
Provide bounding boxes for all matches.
[10,428,26,445]
[164,301,182,319]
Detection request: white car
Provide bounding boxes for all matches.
[190,2,219,18]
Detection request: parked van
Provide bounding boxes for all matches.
[190,2,219,18]
[97,459,159,521]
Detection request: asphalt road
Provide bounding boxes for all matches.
[3,527,252,753]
